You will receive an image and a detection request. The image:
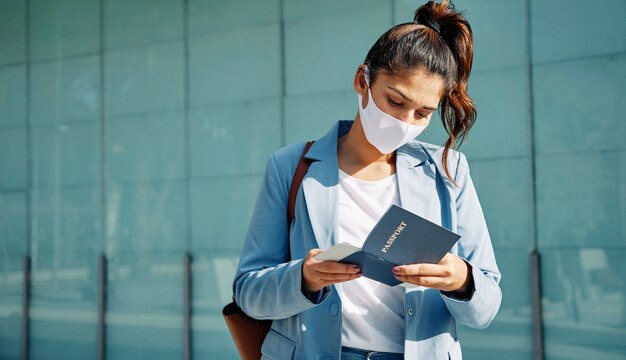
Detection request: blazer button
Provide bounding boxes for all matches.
[329,302,339,318]
[408,308,414,316]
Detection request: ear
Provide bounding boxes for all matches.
[353,64,368,96]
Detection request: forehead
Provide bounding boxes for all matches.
[375,69,445,104]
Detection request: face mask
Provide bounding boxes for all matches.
[357,66,427,154]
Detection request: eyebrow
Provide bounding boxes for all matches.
[387,86,438,111]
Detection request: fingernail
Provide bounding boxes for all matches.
[392,267,400,274]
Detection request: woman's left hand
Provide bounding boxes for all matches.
[393,253,473,294]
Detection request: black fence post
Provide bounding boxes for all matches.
[184,252,192,360]
[21,255,31,360]
[530,251,545,360]
[98,253,107,360]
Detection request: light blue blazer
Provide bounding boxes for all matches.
[233,120,501,359]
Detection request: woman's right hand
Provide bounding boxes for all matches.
[302,248,362,293]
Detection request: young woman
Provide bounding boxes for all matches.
[232,1,501,358]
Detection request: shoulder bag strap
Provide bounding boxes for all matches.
[287,141,315,225]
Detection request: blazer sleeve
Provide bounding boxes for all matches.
[232,152,330,320]
[440,152,502,329]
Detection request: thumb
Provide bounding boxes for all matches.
[307,248,324,260]
[308,248,323,256]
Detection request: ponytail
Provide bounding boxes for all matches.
[417,0,476,184]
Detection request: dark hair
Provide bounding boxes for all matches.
[363,0,476,185]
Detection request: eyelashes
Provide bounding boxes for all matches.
[387,97,428,118]
[388,97,403,107]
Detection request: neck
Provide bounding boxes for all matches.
[338,115,395,166]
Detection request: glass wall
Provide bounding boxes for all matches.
[0,0,624,359]
[0,0,28,358]
[531,1,626,358]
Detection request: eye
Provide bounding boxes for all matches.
[387,97,403,107]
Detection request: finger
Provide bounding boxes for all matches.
[394,275,453,289]
[393,263,449,277]
[319,272,362,281]
[309,274,361,290]
[318,275,363,287]
[315,261,360,274]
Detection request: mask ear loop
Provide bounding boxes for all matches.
[364,65,371,86]
[363,65,379,111]
[361,65,372,111]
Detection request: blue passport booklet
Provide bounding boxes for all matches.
[314,204,461,287]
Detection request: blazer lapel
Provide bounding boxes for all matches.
[302,158,339,250]
[396,143,439,219]
[301,121,346,250]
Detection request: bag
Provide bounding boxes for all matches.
[222,141,314,360]
[221,299,271,360]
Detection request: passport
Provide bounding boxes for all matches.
[314,204,460,287]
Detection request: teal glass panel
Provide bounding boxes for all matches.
[191,251,239,359]
[29,0,100,61]
[190,176,261,251]
[29,250,99,360]
[541,248,626,359]
[107,111,184,182]
[104,0,183,50]
[189,99,281,178]
[536,150,625,248]
[284,2,391,96]
[459,249,532,359]
[0,190,27,256]
[106,251,183,359]
[0,65,26,128]
[104,41,184,117]
[0,254,22,359]
[188,0,279,37]
[468,158,533,250]
[105,180,186,252]
[533,55,626,156]
[30,55,101,125]
[463,67,531,159]
[32,122,100,188]
[461,0,528,72]
[31,185,101,256]
[531,0,626,63]
[284,89,355,144]
[0,127,26,191]
[0,0,26,65]
[395,0,528,72]
[283,0,387,21]
[189,24,280,107]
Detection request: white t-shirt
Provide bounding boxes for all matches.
[337,168,405,353]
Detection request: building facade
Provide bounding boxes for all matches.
[0,0,624,359]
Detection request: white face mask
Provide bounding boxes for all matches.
[358,66,427,154]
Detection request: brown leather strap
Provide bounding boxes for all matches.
[287,141,314,225]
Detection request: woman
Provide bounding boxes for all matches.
[232,1,501,358]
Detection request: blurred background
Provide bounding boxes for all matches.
[0,0,624,359]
